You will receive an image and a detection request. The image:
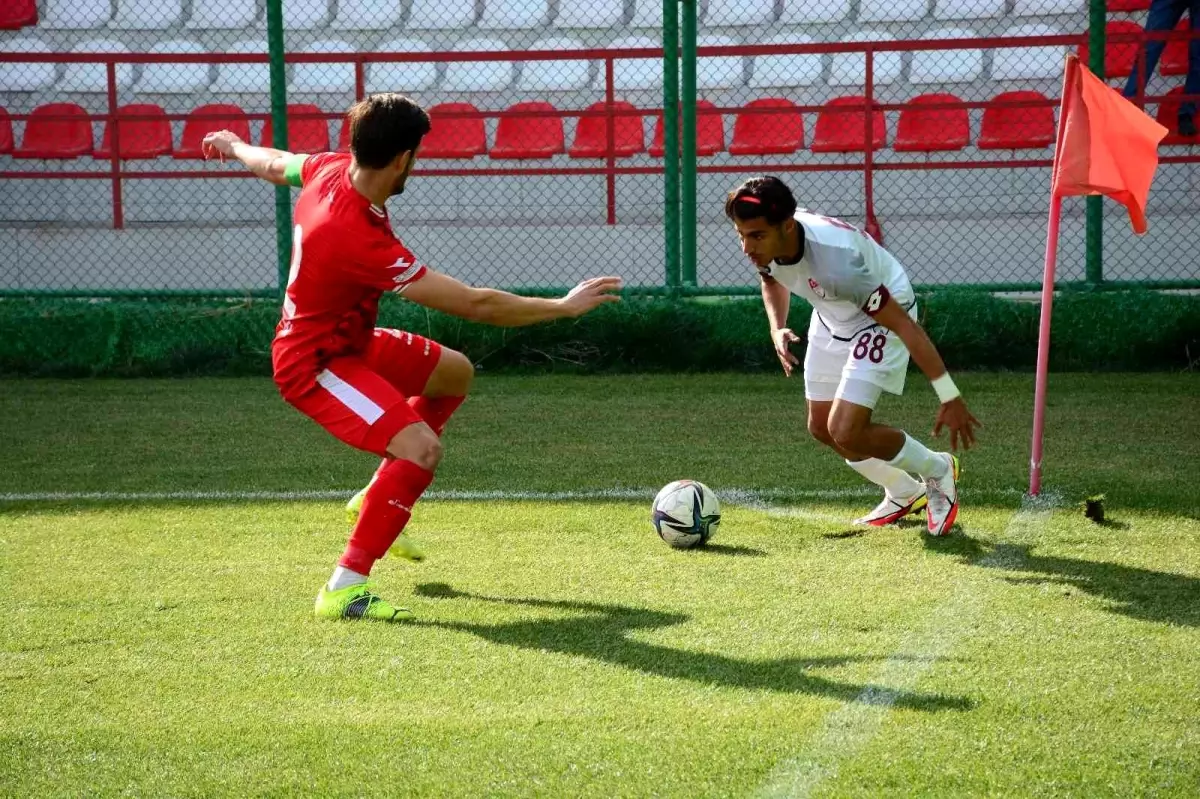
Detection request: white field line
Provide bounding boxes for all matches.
[724,489,857,525]
[754,494,1058,799]
[0,486,1026,505]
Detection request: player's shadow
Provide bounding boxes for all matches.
[925,533,1200,628]
[411,582,971,712]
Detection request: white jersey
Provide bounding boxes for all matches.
[761,211,915,339]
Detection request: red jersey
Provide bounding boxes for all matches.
[271,152,428,397]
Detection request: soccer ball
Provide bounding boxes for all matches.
[651,480,721,549]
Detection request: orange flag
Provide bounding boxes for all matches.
[1051,55,1168,235]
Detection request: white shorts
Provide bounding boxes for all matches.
[803,306,916,410]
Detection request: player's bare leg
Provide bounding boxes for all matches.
[347,346,474,529]
[408,347,474,434]
[827,399,957,535]
[807,400,869,461]
[808,400,926,526]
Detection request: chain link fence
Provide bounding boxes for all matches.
[690,4,1198,289]
[0,0,1196,297]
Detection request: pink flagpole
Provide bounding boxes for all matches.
[1030,55,1080,496]
[1029,194,1063,495]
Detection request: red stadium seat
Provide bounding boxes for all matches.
[490,101,565,159]
[894,93,969,152]
[729,98,804,155]
[0,0,37,29]
[1162,19,1191,76]
[1106,0,1150,9]
[649,100,725,156]
[175,104,250,160]
[569,101,645,158]
[0,108,12,154]
[811,96,885,153]
[1156,86,1199,144]
[978,91,1055,149]
[261,104,330,155]
[1079,21,1143,79]
[337,118,351,153]
[13,104,93,160]
[421,102,487,159]
[94,103,172,160]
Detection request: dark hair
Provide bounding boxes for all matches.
[724,176,798,225]
[347,93,431,169]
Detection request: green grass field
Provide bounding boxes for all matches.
[2,373,1198,796]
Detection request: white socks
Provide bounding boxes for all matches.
[885,434,949,480]
[327,566,368,592]
[846,457,924,500]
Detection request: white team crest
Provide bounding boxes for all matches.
[388,256,423,284]
[808,278,826,299]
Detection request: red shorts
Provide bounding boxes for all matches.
[282,328,443,457]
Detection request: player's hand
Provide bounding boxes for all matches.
[558,276,623,317]
[933,397,981,451]
[771,327,802,377]
[200,130,245,162]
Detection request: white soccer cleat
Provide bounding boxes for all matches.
[853,491,928,526]
[924,454,961,536]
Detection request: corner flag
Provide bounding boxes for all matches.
[1030,55,1168,495]
[1051,54,1169,235]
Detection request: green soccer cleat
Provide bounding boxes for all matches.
[345,486,427,562]
[314,583,414,622]
[389,535,426,562]
[345,485,369,526]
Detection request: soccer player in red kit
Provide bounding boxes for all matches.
[201,94,622,622]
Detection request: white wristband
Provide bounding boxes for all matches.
[931,373,960,404]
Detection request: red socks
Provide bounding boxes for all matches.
[339,396,462,575]
[407,395,465,436]
[339,458,434,575]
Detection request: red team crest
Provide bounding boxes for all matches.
[808,278,826,299]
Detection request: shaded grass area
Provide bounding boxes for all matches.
[2,373,1198,515]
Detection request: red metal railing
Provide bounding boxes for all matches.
[2,32,1197,231]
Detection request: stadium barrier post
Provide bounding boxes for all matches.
[663,0,682,291]
[605,57,617,225]
[105,62,125,230]
[266,0,293,299]
[681,0,698,287]
[1085,0,1107,286]
[863,49,882,244]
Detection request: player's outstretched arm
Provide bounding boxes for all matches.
[402,270,622,327]
[200,130,294,186]
[873,297,982,451]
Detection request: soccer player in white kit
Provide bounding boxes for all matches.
[726,176,980,535]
